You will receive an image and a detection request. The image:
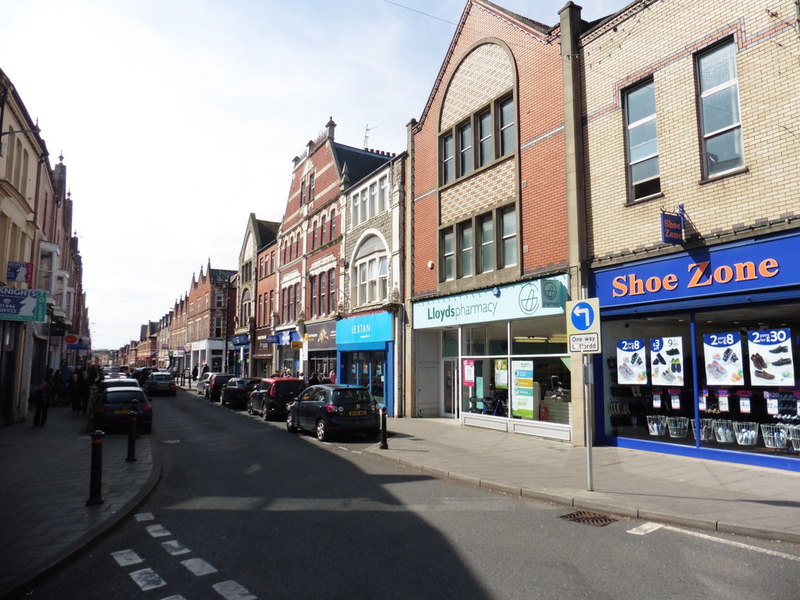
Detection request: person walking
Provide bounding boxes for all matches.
[192,365,198,381]
[31,377,55,427]
[78,370,92,415]
[202,364,209,375]
[69,373,81,413]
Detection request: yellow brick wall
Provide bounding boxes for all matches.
[582,0,800,264]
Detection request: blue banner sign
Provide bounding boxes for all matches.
[337,312,393,345]
[0,286,47,322]
[594,232,800,307]
[661,212,683,245]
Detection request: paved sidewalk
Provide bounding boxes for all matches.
[0,404,158,599]
[366,417,800,543]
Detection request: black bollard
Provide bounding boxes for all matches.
[126,402,139,462]
[379,406,389,450]
[86,430,105,505]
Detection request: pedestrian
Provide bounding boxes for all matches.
[192,365,198,381]
[328,369,337,384]
[202,364,209,375]
[30,377,55,427]
[78,370,92,415]
[69,373,81,413]
[308,372,320,385]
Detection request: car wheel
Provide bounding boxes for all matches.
[316,419,329,442]
[247,401,254,416]
[262,405,270,421]
[286,412,298,433]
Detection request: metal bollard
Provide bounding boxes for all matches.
[86,430,105,505]
[126,403,139,462]
[379,406,389,450]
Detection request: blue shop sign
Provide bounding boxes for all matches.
[337,312,393,346]
[594,231,800,308]
[278,330,301,346]
[231,334,249,346]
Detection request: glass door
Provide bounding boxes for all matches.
[442,358,459,417]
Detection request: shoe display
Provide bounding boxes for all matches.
[666,348,680,356]
[751,353,767,370]
[772,357,792,367]
[723,348,732,362]
[768,345,788,354]
[754,370,775,380]
[656,352,666,365]
[631,352,642,366]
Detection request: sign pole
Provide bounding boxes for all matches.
[584,354,594,491]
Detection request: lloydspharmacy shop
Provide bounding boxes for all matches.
[593,230,800,471]
[411,275,574,441]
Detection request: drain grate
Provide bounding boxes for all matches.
[559,510,618,527]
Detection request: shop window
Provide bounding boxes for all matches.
[697,40,743,177]
[463,326,486,355]
[442,329,458,357]
[624,80,660,200]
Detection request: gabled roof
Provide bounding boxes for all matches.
[331,142,392,189]
[256,219,280,250]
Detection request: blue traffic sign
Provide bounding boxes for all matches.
[570,301,596,332]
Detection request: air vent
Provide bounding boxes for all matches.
[559,510,618,527]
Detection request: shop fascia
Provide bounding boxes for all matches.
[413,275,568,328]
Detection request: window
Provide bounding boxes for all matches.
[439,93,514,185]
[294,283,300,320]
[477,109,493,167]
[441,133,455,185]
[625,81,660,200]
[319,272,328,315]
[312,221,318,249]
[300,180,306,205]
[378,257,388,301]
[328,268,336,313]
[310,275,318,317]
[441,228,455,281]
[359,189,368,223]
[330,209,336,238]
[458,121,473,177]
[499,96,515,157]
[358,262,368,305]
[458,222,474,277]
[499,206,517,268]
[214,316,223,338]
[352,193,360,227]
[478,214,494,274]
[320,215,326,244]
[378,176,388,212]
[369,183,377,216]
[37,249,54,293]
[309,173,315,202]
[697,40,743,177]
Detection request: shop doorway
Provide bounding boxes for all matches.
[442,358,458,417]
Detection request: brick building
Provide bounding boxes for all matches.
[186,261,236,374]
[406,1,574,440]
[253,235,278,377]
[568,0,800,469]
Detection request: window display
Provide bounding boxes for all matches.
[601,303,800,458]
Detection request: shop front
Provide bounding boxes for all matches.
[251,330,275,378]
[336,311,394,415]
[593,230,800,471]
[276,328,301,375]
[230,334,249,376]
[306,321,337,382]
[411,275,572,440]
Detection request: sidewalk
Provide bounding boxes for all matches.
[366,417,800,543]
[2,406,800,599]
[0,404,158,599]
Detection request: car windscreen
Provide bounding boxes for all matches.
[333,389,373,406]
[274,380,306,398]
[101,391,146,405]
[151,374,172,381]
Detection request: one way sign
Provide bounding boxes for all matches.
[566,298,601,354]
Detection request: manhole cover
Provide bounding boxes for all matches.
[559,510,618,527]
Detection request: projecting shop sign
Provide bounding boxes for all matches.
[0,286,47,322]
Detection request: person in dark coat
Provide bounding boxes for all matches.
[69,373,81,413]
[202,364,209,375]
[192,365,198,381]
[78,370,92,415]
[31,378,55,427]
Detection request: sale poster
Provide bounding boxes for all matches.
[616,339,647,385]
[703,332,744,386]
[747,328,794,387]
[650,336,684,386]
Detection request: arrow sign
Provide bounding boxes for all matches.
[566,298,601,354]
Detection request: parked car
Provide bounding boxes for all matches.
[248,377,305,421]
[196,371,217,396]
[133,367,157,386]
[206,373,234,402]
[91,386,153,434]
[95,377,140,392]
[144,372,176,396]
[286,384,379,441]
[220,377,262,409]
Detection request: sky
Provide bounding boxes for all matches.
[2,0,628,350]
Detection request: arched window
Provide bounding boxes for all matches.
[353,236,389,306]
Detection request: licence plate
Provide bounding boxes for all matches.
[113,409,130,415]
[348,410,367,416]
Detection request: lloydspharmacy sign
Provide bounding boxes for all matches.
[413,275,567,329]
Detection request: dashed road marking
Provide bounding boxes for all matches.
[129,567,167,591]
[181,557,219,576]
[627,522,664,536]
[135,512,155,522]
[111,549,144,567]
[212,580,257,600]
[146,524,172,538]
[162,540,191,556]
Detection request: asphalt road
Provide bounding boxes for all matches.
[24,388,800,600]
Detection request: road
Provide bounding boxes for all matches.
[25,388,800,599]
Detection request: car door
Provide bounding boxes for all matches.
[296,386,318,430]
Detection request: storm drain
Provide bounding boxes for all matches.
[559,510,618,527]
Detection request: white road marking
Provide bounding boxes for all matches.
[134,512,155,522]
[181,557,219,576]
[162,540,191,555]
[212,580,257,600]
[627,522,664,536]
[111,549,144,567]
[664,525,800,562]
[129,568,167,591]
[159,596,188,600]
[146,524,172,538]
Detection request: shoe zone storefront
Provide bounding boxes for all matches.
[336,312,394,416]
[412,276,573,441]
[593,230,800,471]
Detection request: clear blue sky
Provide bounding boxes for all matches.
[1,0,628,349]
